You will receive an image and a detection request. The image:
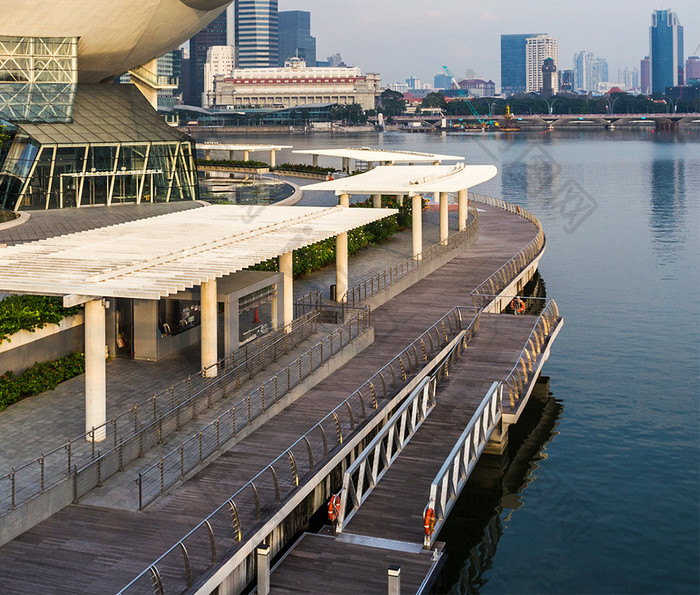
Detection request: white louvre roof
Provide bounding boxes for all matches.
[293,148,465,163]
[304,163,498,195]
[197,143,292,152]
[0,205,396,301]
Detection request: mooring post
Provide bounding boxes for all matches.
[388,564,401,595]
[257,544,271,595]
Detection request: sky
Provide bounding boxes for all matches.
[279,0,700,86]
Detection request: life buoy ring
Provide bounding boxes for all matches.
[328,493,341,522]
[424,507,436,536]
[511,297,526,313]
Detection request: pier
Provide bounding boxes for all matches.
[0,192,561,594]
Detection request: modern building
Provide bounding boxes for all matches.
[573,51,609,92]
[235,0,279,68]
[618,66,640,91]
[158,48,184,109]
[278,10,316,67]
[433,73,452,90]
[641,56,651,94]
[203,45,237,107]
[186,11,227,106]
[526,35,558,93]
[541,58,556,98]
[559,69,574,92]
[650,9,684,94]
[457,79,496,98]
[685,56,700,82]
[500,33,544,96]
[210,57,380,111]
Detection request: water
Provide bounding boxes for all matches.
[198,178,295,204]
[203,129,700,593]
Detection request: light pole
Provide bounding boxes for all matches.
[546,97,562,115]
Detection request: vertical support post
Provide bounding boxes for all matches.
[201,280,218,378]
[280,252,293,331]
[228,150,234,161]
[271,285,279,331]
[398,194,404,207]
[85,299,106,441]
[243,150,250,161]
[336,231,348,303]
[257,544,271,595]
[458,188,468,231]
[312,154,319,167]
[339,192,349,208]
[439,192,448,245]
[107,144,121,206]
[388,565,401,595]
[76,144,90,208]
[372,194,382,208]
[269,149,276,168]
[412,194,423,260]
[224,294,239,357]
[205,150,211,160]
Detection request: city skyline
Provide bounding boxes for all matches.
[280,0,699,86]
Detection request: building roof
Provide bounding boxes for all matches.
[293,148,465,163]
[0,204,397,301]
[18,85,189,146]
[304,163,498,195]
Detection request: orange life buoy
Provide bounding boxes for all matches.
[328,494,341,522]
[511,297,526,313]
[423,507,436,536]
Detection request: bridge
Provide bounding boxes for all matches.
[0,192,561,594]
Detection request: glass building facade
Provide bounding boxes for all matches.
[278,10,316,67]
[650,9,684,94]
[235,0,279,68]
[501,33,543,96]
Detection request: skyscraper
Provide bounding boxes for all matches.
[641,56,651,94]
[685,56,700,82]
[187,11,227,106]
[501,33,544,96]
[526,35,558,93]
[573,51,609,92]
[235,0,279,68]
[278,10,316,67]
[650,9,684,93]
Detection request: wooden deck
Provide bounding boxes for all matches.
[0,204,545,594]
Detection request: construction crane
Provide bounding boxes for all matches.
[442,65,494,129]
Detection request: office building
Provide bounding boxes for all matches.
[526,35,558,93]
[186,11,227,106]
[650,9,684,93]
[500,33,544,96]
[618,67,640,91]
[559,69,574,92]
[458,79,496,97]
[203,46,236,107]
[278,10,316,67]
[211,57,379,111]
[573,51,609,92]
[235,0,279,68]
[685,56,700,82]
[641,56,651,94]
[434,73,452,90]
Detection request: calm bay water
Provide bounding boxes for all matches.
[211,128,700,593]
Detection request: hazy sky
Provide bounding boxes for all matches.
[279,0,700,86]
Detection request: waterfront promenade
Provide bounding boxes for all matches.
[0,196,554,593]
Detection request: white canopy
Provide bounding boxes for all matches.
[304,163,498,196]
[293,148,465,163]
[0,205,396,301]
[197,143,292,151]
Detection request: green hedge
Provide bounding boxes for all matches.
[250,196,413,278]
[0,295,81,344]
[197,158,269,168]
[273,163,338,174]
[0,352,85,411]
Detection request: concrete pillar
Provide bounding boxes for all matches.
[433,160,440,165]
[339,193,350,208]
[229,150,235,161]
[372,194,382,208]
[224,295,239,357]
[412,194,422,260]
[85,299,106,441]
[312,154,319,167]
[271,285,279,331]
[205,150,211,161]
[201,280,218,378]
[280,251,293,330]
[458,188,468,231]
[388,565,401,595]
[439,192,449,245]
[398,194,404,206]
[336,231,348,303]
[342,157,349,172]
[243,150,249,161]
[269,149,276,168]
[257,544,271,595]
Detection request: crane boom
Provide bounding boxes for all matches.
[442,65,493,129]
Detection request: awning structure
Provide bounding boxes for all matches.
[303,163,497,195]
[196,143,292,166]
[0,204,396,301]
[293,147,465,164]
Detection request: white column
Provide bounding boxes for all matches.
[224,296,239,357]
[336,231,348,303]
[243,150,250,161]
[398,194,404,206]
[458,188,468,231]
[339,193,350,208]
[269,149,276,168]
[280,251,293,330]
[439,192,449,245]
[85,299,106,441]
[372,194,382,208]
[412,194,423,260]
[201,280,218,378]
[312,154,319,167]
[205,150,211,160]
[229,150,235,161]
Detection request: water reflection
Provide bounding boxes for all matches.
[648,153,687,257]
[435,380,564,594]
[199,179,294,205]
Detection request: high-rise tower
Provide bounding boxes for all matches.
[650,9,684,93]
[187,11,227,105]
[235,0,279,68]
[526,35,558,93]
[500,33,544,96]
[278,10,316,67]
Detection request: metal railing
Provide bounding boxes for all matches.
[423,381,502,549]
[468,192,545,308]
[118,306,476,594]
[343,209,479,307]
[501,298,560,410]
[135,307,372,510]
[0,311,320,515]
